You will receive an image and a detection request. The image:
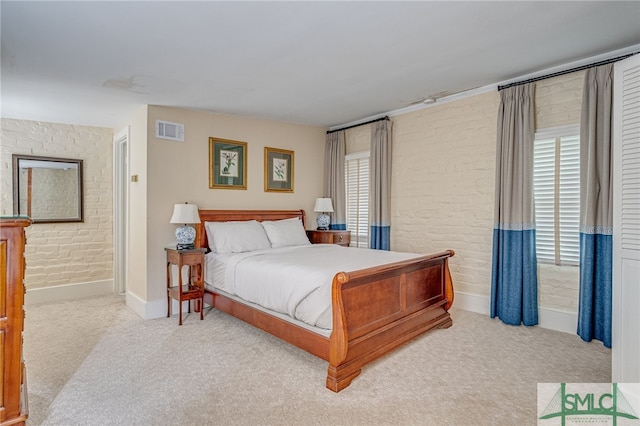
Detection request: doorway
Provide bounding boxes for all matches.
[113,128,129,295]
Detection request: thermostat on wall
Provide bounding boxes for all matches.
[155,120,184,142]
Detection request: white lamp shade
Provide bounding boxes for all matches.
[170,203,201,224]
[314,198,334,213]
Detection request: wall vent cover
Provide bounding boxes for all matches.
[155,120,184,142]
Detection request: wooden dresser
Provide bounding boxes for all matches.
[0,217,31,426]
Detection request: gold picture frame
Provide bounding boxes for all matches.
[209,137,247,190]
[264,147,294,193]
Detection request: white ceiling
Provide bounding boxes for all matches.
[2,1,639,130]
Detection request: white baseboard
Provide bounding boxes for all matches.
[25,279,114,305]
[454,291,578,335]
[537,307,578,335]
[453,292,491,316]
[125,291,147,319]
[125,291,190,320]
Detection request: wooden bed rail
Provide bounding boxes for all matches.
[327,250,455,392]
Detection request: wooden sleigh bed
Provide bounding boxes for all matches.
[195,209,455,392]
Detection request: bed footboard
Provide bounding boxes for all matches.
[326,250,455,392]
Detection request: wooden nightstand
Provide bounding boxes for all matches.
[306,230,351,247]
[165,247,206,325]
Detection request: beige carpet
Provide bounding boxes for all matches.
[23,295,610,425]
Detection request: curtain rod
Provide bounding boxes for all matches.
[327,116,389,134]
[498,52,637,91]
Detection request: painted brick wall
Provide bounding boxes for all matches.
[0,118,114,289]
[535,71,584,129]
[390,92,500,297]
[346,71,584,313]
[345,125,370,154]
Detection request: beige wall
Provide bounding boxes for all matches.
[0,118,114,290]
[346,71,584,313]
[123,106,325,316]
[123,106,149,301]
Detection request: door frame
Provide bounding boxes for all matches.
[113,127,130,295]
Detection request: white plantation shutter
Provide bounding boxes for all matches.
[558,135,581,264]
[533,138,556,262]
[345,151,369,247]
[533,126,580,265]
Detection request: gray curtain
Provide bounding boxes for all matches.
[369,119,392,250]
[490,83,539,326]
[577,63,614,348]
[323,131,346,230]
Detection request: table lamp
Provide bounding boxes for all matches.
[170,202,201,250]
[314,198,334,230]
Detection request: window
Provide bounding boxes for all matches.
[533,126,580,265]
[345,151,369,247]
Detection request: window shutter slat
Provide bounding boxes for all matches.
[345,152,370,247]
[534,132,580,266]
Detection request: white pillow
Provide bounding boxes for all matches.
[261,217,311,248]
[205,220,272,254]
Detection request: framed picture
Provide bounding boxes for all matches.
[209,137,247,190]
[264,147,294,192]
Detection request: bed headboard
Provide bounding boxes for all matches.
[195,209,306,250]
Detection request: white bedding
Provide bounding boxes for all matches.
[204,244,419,331]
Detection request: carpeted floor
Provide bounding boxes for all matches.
[23,295,611,425]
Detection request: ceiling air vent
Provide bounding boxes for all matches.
[155,120,184,142]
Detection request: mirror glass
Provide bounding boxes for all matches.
[12,154,84,223]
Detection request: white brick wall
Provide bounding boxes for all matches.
[0,118,114,290]
[535,71,584,129]
[346,71,584,313]
[345,125,370,154]
[390,92,499,297]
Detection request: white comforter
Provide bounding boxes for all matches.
[205,244,419,330]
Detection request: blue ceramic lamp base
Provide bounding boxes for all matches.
[176,225,196,250]
[316,214,330,231]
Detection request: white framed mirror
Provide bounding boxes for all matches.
[12,154,84,223]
